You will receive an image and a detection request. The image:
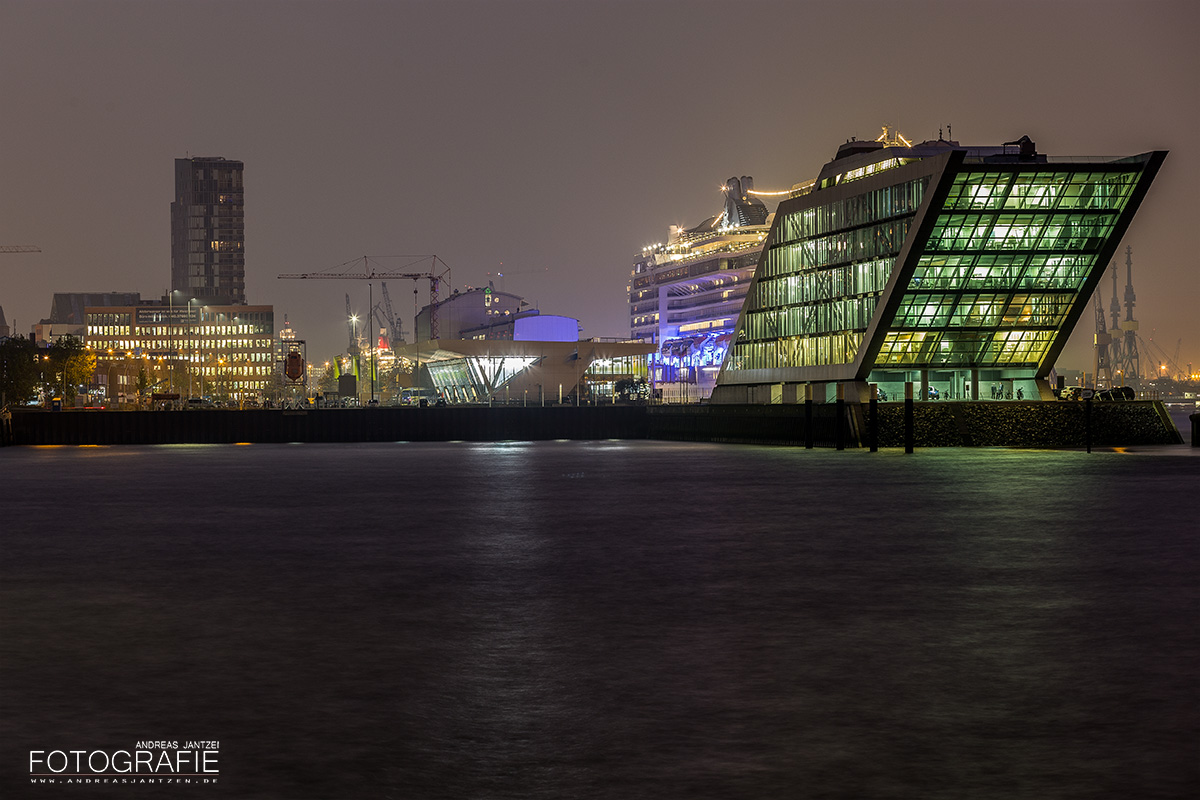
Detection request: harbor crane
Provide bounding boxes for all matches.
[279,255,451,339]
[1092,289,1114,387]
[371,304,389,346]
[1140,330,1188,382]
[281,256,452,405]
[1112,245,1141,382]
[379,282,403,344]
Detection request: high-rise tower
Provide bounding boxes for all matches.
[171,157,245,304]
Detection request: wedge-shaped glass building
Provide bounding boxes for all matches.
[713,134,1165,402]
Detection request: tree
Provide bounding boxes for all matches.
[0,337,39,407]
[162,360,191,396]
[615,377,649,401]
[136,364,152,402]
[317,363,337,392]
[47,335,97,402]
[208,357,233,402]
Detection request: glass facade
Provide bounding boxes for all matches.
[729,177,928,370]
[428,355,542,403]
[85,304,275,398]
[716,143,1163,401]
[426,352,649,404]
[877,167,1142,369]
[171,158,246,304]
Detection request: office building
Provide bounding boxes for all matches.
[85,301,275,401]
[49,292,142,325]
[171,157,246,304]
[712,129,1166,403]
[30,292,142,345]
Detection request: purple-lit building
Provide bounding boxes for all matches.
[397,286,651,404]
[413,284,534,341]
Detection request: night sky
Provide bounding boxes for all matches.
[1,0,1196,370]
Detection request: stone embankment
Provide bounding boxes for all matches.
[1,401,1182,448]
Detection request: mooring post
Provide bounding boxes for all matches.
[1191,413,1199,448]
[835,383,845,451]
[869,383,878,453]
[804,383,813,449]
[904,381,914,454]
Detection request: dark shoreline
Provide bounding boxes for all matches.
[1,401,1183,448]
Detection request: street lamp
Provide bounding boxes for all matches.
[167,291,175,395]
[200,305,209,398]
[349,313,361,404]
[184,297,198,398]
[368,282,376,404]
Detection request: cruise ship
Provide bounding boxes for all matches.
[629,177,774,401]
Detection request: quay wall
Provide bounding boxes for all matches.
[1,401,1183,448]
[873,400,1182,447]
[2,407,648,446]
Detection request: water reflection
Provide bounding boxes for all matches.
[1,442,1196,799]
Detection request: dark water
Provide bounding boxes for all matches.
[2,437,1198,799]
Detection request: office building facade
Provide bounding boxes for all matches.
[171,157,246,304]
[713,132,1165,403]
[85,302,275,400]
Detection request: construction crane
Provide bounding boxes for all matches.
[366,284,402,348]
[380,282,403,344]
[279,255,451,339]
[369,303,383,333]
[370,301,402,347]
[0,245,40,254]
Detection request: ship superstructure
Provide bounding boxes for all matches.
[630,177,774,400]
